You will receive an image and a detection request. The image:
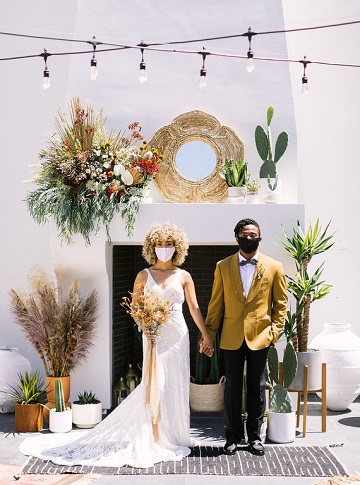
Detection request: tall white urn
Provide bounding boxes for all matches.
[0,347,32,413]
[310,323,360,411]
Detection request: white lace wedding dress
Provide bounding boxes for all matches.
[20,268,193,468]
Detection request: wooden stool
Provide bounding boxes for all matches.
[289,362,327,437]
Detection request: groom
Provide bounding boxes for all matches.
[203,218,287,456]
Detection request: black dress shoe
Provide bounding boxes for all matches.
[248,440,265,456]
[223,441,237,455]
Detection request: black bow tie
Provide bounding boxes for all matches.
[239,259,258,266]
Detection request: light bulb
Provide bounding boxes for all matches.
[199,68,207,89]
[246,51,255,72]
[90,59,98,80]
[42,70,50,90]
[302,76,309,95]
[139,61,147,83]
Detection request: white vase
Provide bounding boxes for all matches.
[0,347,32,413]
[309,323,360,411]
[267,411,296,443]
[227,186,246,204]
[141,186,153,203]
[259,178,281,204]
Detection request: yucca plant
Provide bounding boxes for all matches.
[73,390,101,405]
[9,268,99,377]
[279,220,335,352]
[221,158,249,187]
[6,371,46,405]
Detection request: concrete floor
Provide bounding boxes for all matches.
[1,396,360,485]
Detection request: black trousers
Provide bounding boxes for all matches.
[223,339,269,444]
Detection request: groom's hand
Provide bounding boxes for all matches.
[199,337,214,357]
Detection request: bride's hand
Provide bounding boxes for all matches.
[143,330,155,341]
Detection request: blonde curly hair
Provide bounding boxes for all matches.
[142,222,189,266]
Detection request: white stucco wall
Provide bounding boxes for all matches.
[1,0,359,405]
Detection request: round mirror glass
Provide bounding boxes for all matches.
[175,141,217,180]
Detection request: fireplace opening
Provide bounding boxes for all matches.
[112,244,237,406]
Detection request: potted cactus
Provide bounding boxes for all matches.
[72,390,102,428]
[267,342,298,443]
[49,379,72,433]
[220,158,249,203]
[255,106,288,203]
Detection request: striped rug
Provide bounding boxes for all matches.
[21,445,347,477]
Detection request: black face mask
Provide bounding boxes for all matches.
[237,237,260,254]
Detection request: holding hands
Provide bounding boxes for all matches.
[199,335,214,357]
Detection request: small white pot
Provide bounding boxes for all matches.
[72,402,102,428]
[49,407,73,433]
[267,410,296,443]
[245,191,259,204]
[227,186,246,204]
[259,178,282,204]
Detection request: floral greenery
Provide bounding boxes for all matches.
[6,371,46,405]
[9,268,99,377]
[26,97,163,244]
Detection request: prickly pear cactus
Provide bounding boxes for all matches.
[268,342,298,413]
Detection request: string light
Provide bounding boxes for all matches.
[244,27,257,72]
[138,42,148,83]
[40,49,51,89]
[199,47,210,89]
[88,37,100,80]
[300,56,311,95]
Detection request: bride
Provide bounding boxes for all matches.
[20,222,214,468]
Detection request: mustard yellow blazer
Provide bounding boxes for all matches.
[205,252,288,351]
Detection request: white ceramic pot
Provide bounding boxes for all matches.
[310,323,360,411]
[72,402,102,428]
[0,347,32,413]
[289,350,324,392]
[227,186,246,204]
[49,408,73,433]
[267,411,296,443]
[245,191,259,204]
[259,178,281,204]
[141,186,153,203]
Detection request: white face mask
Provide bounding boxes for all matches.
[155,247,175,262]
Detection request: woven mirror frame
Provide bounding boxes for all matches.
[149,110,245,203]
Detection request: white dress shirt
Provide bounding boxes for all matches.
[238,251,259,298]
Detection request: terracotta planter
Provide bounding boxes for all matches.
[44,376,71,422]
[15,402,43,432]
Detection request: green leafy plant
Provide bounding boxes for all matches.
[5,371,46,405]
[268,342,298,413]
[26,97,163,244]
[221,158,249,187]
[194,333,221,384]
[279,220,334,352]
[73,390,101,405]
[9,268,99,377]
[255,106,288,182]
[246,179,261,192]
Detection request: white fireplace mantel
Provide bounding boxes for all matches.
[50,202,305,409]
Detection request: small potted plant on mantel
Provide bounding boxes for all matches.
[245,179,261,204]
[220,158,249,203]
[72,390,102,429]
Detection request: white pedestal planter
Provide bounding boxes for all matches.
[0,347,32,413]
[310,323,360,411]
[72,402,102,428]
[289,350,323,392]
[49,408,73,433]
[259,178,281,204]
[267,411,296,443]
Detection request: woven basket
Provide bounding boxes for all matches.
[190,376,226,412]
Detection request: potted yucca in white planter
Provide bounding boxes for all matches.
[72,390,102,428]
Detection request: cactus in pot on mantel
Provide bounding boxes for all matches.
[255,106,288,182]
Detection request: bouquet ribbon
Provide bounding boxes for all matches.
[144,340,160,428]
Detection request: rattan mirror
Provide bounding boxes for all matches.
[149,110,245,203]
